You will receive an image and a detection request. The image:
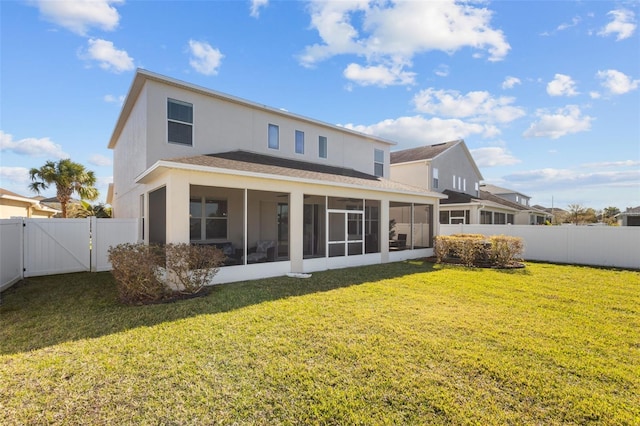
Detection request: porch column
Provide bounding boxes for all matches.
[381,198,390,263]
[289,190,304,273]
[165,173,190,244]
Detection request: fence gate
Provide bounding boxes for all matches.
[23,218,91,277]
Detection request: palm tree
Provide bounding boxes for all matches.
[29,159,99,218]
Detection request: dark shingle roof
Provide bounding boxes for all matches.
[163,150,437,195]
[390,140,460,164]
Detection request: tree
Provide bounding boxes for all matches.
[68,200,112,218]
[29,159,99,218]
[567,204,586,225]
[602,206,620,225]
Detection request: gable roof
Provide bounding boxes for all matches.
[481,183,530,199]
[0,187,59,213]
[390,139,483,180]
[109,68,397,149]
[439,189,549,215]
[137,150,445,198]
[390,140,459,164]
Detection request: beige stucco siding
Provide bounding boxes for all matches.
[143,80,390,178]
[111,85,149,219]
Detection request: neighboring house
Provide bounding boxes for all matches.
[37,196,81,218]
[107,69,444,283]
[616,206,640,226]
[0,188,59,218]
[480,184,550,225]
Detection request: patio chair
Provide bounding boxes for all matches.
[246,240,276,263]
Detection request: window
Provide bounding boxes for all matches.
[475,182,479,196]
[433,168,439,189]
[374,149,384,177]
[463,178,466,192]
[458,177,462,190]
[453,175,457,189]
[494,212,506,224]
[480,210,493,224]
[190,197,227,240]
[168,99,193,145]
[295,130,304,154]
[507,214,515,224]
[268,124,279,149]
[319,136,327,158]
[440,209,469,224]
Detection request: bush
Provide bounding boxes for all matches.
[489,235,524,267]
[434,236,451,263]
[451,235,485,267]
[108,243,168,304]
[165,243,225,295]
[433,234,524,268]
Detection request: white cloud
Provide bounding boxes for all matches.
[557,16,581,32]
[589,91,601,99]
[84,38,134,73]
[523,105,593,139]
[546,74,579,97]
[0,166,31,186]
[250,0,269,18]
[299,0,509,84]
[342,115,494,147]
[598,9,636,41]
[596,69,640,95]
[343,63,415,86]
[188,40,224,76]
[413,88,526,124]
[434,64,449,77]
[0,130,69,158]
[34,0,122,36]
[104,94,125,104]
[504,167,640,189]
[580,160,640,168]
[501,76,521,89]
[88,154,112,167]
[470,147,521,167]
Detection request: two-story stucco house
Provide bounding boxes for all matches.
[107,69,444,284]
[390,140,551,225]
[0,188,59,218]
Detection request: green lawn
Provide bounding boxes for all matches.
[1,261,638,425]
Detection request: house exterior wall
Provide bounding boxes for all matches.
[112,76,393,219]
[389,162,429,190]
[431,144,480,196]
[0,199,55,218]
[111,85,149,219]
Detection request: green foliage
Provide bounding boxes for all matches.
[434,234,523,268]
[107,243,168,303]
[164,243,225,294]
[489,235,524,267]
[68,200,112,218]
[1,263,639,424]
[29,159,98,218]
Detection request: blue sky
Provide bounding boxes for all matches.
[1,0,639,211]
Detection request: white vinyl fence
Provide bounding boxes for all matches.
[0,217,138,291]
[440,224,640,270]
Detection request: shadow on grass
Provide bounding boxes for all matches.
[0,260,440,355]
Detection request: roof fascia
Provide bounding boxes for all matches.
[136,160,447,200]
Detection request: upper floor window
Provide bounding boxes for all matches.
[453,175,457,189]
[295,130,304,154]
[463,178,467,192]
[268,124,279,150]
[475,182,479,196]
[374,149,384,177]
[319,136,327,158]
[168,99,193,146]
[433,168,439,189]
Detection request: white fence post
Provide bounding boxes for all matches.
[0,218,25,291]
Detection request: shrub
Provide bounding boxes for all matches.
[108,243,168,304]
[489,235,524,267]
[434,236,451,263]
[451,235,485,267]
[165,243,225,295]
